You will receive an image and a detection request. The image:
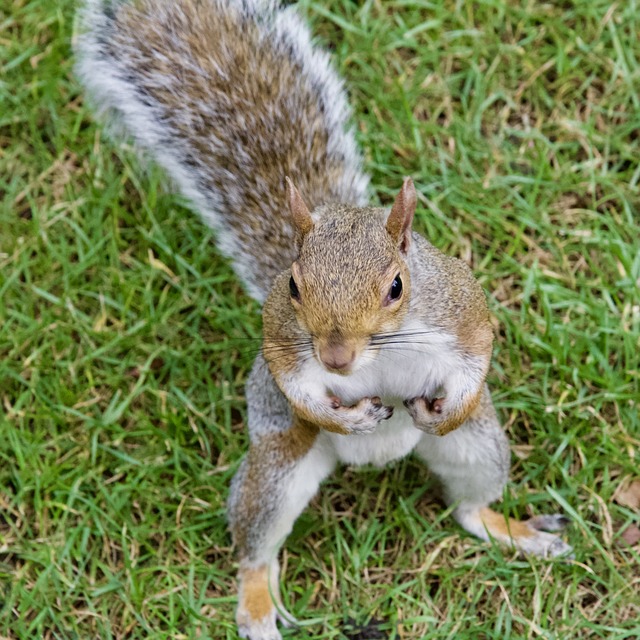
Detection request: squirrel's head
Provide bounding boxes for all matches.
[285,177,416,375]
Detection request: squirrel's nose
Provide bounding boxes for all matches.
[319,343,356,373]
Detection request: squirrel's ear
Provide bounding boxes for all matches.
[285,177,314,241]
[386,177,416,254]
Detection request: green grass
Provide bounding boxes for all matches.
[1,0,639,638]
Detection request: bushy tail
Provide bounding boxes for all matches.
[74,0,369,302]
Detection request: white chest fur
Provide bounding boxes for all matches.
[299,320,463,467]
[309,320,460,406]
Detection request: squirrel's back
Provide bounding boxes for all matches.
[75,0,369,301]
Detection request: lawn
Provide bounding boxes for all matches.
[1,0,639,638]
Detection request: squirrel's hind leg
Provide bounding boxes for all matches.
[229,426,336,639]
[228,358,337,640]
[453,507,573,558]
[414,386,573,558]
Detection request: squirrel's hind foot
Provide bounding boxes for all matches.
[236,564,297,640]
[237,599,296,640]
[238,616,281,640]
[456,506,574,559]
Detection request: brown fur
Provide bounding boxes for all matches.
[286,178,314,241]
[237,565,274,623]
[263,204,412,380]
[263,199,492,437]
[230,419,319,553]
[479,507,535,539]
[292,407,349,436]
[433,386,485,435]
[83,0,368,299]
[386,177,416,252]
[77,4,572,639]
[405,385,484,436]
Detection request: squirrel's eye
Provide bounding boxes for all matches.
[389,274,403,300]
[289,275,300,301]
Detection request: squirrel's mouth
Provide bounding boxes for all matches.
[316,340,360,375]
[321,362,354,376]
[319,353,355,375]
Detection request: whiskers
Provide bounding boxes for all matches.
[369,328,439,351]
[261,337,315,365]
[225,328,439,368]
[214,335,314,366]
[355,328,441,369]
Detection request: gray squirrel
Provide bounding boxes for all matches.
[74,1,572,638]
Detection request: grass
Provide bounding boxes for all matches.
[1,0,639,638]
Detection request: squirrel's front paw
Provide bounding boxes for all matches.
[331,396,393,434]
[403,396,447,435]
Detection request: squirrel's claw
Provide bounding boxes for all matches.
[403,396,447,435]
[517,524,574,559]
[527,513,571,533]
[332,396,394,434]
[524,514,574,559]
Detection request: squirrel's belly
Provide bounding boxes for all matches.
[324,410,421,468]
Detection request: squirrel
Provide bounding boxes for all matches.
[75,1,573,639]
